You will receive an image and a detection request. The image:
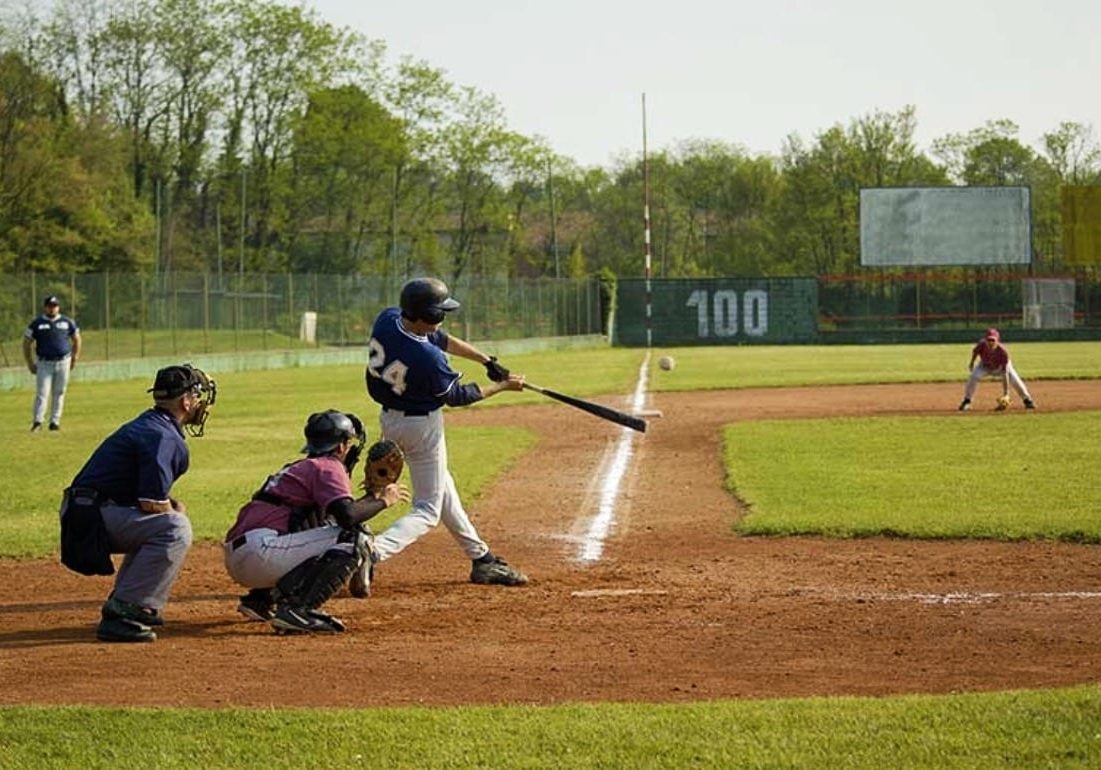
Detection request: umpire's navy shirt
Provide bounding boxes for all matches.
[25,314,79,360]
[71,407,189,506]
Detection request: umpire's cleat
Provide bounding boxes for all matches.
[958,398,971,412]
[237,588,275,622]
[271,604,341,635]
[96,616,156,643]
[102,596,164,627]
[1024,398,1036,410]
[471,555,528,586]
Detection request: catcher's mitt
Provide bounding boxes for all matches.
[995,394,1011,411]
[363,439,404,495]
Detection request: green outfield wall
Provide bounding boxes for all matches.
[614,278,819,346]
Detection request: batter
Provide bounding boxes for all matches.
[363,277,529,586]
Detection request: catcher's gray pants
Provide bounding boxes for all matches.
[964,363,1032,402]
[224,526,351,589]
[33,357,71,426]
[373,408,489,562]
[99,502,192,611]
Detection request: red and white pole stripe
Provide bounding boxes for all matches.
[642,93,652,348]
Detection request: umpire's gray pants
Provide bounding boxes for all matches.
[33,357,71,425]
[100,503,193,610]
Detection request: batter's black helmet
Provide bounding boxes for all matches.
[301,410,364,455]
[400,277,460,324]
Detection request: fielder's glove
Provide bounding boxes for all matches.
[995,394,1011,411]
[362,439,405,496]
[484,356,510,382]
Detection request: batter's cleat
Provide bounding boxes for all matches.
[348,559,374,599]
[96,616,156,643]
[30,422,42,432]
[102,596,164,627]
[958,398,971,412]
[470,555,529,586]
[270,604,341,635]
[237,589,275,622]
[1024,398,1036,410]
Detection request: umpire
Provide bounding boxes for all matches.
[60,364,216,643]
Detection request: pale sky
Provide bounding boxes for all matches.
[312,0,1098,168]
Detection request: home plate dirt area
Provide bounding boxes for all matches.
[2,381,1100,708]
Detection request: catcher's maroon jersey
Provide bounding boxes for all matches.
[226,455,351,541]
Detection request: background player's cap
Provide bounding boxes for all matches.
[985,327,1000,341]
[43,295,60,306]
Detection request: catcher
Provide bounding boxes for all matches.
[958,328,1036,412]
[223,410,408,634]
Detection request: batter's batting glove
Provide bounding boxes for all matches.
[484,356,510,382]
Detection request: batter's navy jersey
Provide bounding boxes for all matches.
[71,407,190,506]
[25,314,79,360]
[366,307,460,413]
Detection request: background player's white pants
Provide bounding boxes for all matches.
[373,409,489,562]
[224,526,349,588]
[33,357,71,425]
[964,363,1032,401]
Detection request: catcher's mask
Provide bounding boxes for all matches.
[148,364,217,437]
[400,277,460,325]
[302,409,366,463]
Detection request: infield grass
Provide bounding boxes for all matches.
[725,411,1101,540]
[1,685,1100,769]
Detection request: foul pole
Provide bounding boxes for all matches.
[642,93,652,348]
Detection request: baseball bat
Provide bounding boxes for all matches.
[523,382,647,433]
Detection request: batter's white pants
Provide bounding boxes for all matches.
[33,357,71,425]
[964,363,1033,401]
[373,409,490,562]
[224,526,351,589]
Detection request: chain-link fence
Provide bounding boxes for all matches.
[0,272,605,365]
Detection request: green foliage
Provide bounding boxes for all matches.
[725,412,1101,540]
[2,686,1101,768]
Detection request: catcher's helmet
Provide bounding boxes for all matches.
[400,277,460,324]
[301,410,365,455]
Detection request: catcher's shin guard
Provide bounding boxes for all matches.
[273,547,358,610]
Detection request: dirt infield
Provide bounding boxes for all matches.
[2,380,1100,708]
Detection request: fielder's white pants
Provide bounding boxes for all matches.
[964,363,1032,402]
[224,526,351,589]
[33,357,71,425]
[373,409,489,562]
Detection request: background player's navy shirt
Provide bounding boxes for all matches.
[25,314,79,360]
[71,407,190,506]
[366,307,460,413]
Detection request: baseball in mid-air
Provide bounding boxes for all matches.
[658,356,675,371]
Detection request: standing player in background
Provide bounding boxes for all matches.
[23,295,81,431]
[360,277,529,592]
[959,327,1036,411]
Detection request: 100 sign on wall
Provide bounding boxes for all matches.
[686,290,768,338]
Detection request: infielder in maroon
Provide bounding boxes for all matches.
[958,328,1035,411]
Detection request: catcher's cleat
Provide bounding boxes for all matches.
[1024,398,1036,410]
[958,398,971,412]
[270,604,341,635]
[471,555,529,586]
[348,559,374,599]
[237,589,275,622]
[102,596,164,627]
[96,616,156,643]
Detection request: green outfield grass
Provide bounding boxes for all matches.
[647,341,1101,390]
[725,412,1101,540]
[1,686,1099,769]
